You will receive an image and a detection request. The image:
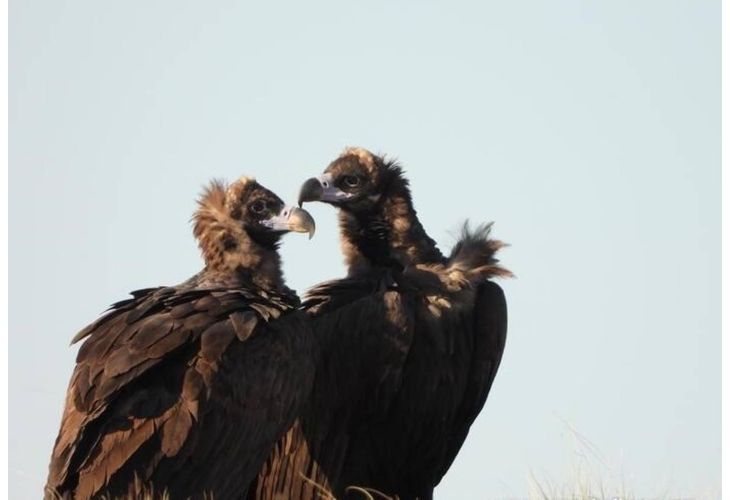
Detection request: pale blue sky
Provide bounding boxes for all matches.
[10,1,719,498]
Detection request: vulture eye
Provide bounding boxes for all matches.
[249,200,268,214]
[343,175,360,188]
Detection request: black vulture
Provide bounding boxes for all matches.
[286,147,510,499]
[45,177,316,499]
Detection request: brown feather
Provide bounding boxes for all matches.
[160,406,194,457]
[200,321,235,361]
[229,311,259,341]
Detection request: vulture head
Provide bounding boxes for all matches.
[299,148,444,272]
[298,147,409,213]
[193,177,315,285]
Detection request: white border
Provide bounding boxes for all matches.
[2,0,9,497]
[0,2,724,499]
[722,0,727,496]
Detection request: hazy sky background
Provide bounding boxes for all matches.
[10,1,719,498]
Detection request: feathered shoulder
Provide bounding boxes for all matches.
[68,283,299,410]
[48,283,301,493]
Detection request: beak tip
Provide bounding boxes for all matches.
[298,178,323,206]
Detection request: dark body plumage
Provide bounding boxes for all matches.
[257,148,509,499]
[304,264,506,499]
[45,178,317,499]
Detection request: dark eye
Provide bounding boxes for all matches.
[249,200,267,214]
[343,175,360,188]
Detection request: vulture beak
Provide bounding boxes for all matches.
[298,174,353,206]
[262,205,316,239]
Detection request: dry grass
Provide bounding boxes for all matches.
[43,423,717,500]
[45,474,395,500]
[527,419,634,500]
[524,418,718,500]
[44,476,174,500]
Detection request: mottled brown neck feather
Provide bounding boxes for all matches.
[192,181,285,291]
[339,182,444,276]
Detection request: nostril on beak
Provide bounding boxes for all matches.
[322,181,329,188]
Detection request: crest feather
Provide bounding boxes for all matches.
[192,179,249,269]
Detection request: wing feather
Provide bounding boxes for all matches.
[437,280,507,479]
[46,284,309,500]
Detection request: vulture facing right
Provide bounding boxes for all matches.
[45,177,316,499]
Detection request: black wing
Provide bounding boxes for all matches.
[435,280,508,482]
[250,273,417,499]
[302,277,506,498]
[251,274,507,500]
[304,272,418,423]
[46,286,314,500]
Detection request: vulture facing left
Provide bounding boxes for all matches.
[44,177,316,499]
[292,148,510,499]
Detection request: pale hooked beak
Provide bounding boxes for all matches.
[298,173,353,206]
[262,205,316,239]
